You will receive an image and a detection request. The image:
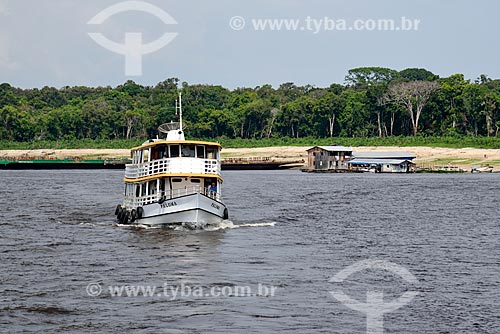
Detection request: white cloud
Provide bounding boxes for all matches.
[0,31,19,71]
[0,32,9,63]
[0,0,9,16]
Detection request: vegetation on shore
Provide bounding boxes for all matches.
[1,67,500,150]
[1,135,499,150]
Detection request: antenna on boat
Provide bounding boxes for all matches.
[158,93,185,140]
[176,92,183,133]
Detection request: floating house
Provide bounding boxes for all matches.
[348,151,417,173]
[306,146,353,172]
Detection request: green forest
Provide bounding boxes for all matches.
[1,67,500,148]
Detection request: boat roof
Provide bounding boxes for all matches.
[307,146,353,152]
[348,159,415,165]
[352,151,416,159]
[132,140,222,151]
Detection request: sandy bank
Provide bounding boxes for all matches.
[1,146,499,170]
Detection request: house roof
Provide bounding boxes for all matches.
[307,146,353,152]
[352,151,416,159]
[348,159,415,165]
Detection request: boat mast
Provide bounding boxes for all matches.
[176,92,183,133]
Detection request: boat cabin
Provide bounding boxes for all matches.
[131,142,220,163]
[123,140,223,208]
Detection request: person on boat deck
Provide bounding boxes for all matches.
[209,182,217,196]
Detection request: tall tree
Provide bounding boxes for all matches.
[345,67,398,87]
[382,81,439,136]
[399,68,438,81]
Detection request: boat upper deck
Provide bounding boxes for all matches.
[125,140,222,182]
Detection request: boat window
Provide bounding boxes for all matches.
[172,178,183,183]
[143,149,149,162]
[160,178,169,195]
[207,146,218,159]
[196,145,205,159]
[170,145,180,157]
[148,180,157,195]
[151,147,160,160]
[190,179,201,183]
[181,145,196,157]
[155,145,168,159]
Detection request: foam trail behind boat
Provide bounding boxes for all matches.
[205,221,276,231]
[115,221,276,231]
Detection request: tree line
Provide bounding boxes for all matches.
[1,67,500,142]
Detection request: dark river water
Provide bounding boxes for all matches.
[1,170,499,333]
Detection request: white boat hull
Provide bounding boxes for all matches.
[135,193,227,226]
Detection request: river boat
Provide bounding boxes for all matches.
[114,93,228,226]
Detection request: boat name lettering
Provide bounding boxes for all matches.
[161,201,177,208]
[211,203,220,210]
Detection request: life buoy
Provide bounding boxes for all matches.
[223,208,229,220]
[117,209,124,221]
[136,207,144,219]
[121,211,130,224]
[130,209,137,222]
[115,205,122,216]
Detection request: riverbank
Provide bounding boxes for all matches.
[1,146,499,171]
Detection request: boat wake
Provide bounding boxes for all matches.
[204,220,276,231]
[115,220,276,231]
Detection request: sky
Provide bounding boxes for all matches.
[0,0,499,89]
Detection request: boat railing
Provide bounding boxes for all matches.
[125,158,220,179]
[124,186,221,208]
